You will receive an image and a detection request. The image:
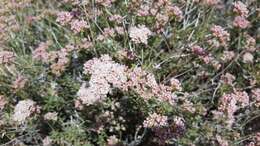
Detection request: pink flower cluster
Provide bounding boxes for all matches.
[233,1,249,17]
[70,19,89,33]
[32,41,71,76]
[214,90,249,126]
[56,11,73,26]
[143,113,168,128]
[50,48,70,76]
[233,16,250,29]
[167,5,183,20]
[129,25,152,45]
[245,34,256,52]
[220,73,236,85]
[127,67,176,104]
[191,45,221,70]
[97,27,116,41]
[76,55,177,106]
[32,41,50,63]
[56,11,89,33]
[0,51,15,64]
[210,25,230,46]
[191,45,207,56]
[221,51,235,62]
[232,1,250,29]
[134,1,183,32]
[77,55,128,105]
[109,14,124,24]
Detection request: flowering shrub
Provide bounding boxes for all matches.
[0,0,259,146]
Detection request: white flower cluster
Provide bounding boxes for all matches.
[77,55,128,105]
[77,55,177,106]
[13,99,39,123]
[129,25,152,45]
[143,113,168,128]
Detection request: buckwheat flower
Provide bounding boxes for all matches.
[210,25,230,46]
[234,90,249,107]
[50,48,69,76]
[129,25,152,45]
[233,1,249,17]
[155,14,169,32]
[103,27,115,37]
[242,52,254,63]
[212,60,221,70]
[56,11,73,26]
[42,136,52,146]
[173,116,186,135]
[200,54,214,64]
[0,95,7,110]
[216,135,229,146]
[218,93,238,120]
[116,49,135,60]
[32,41,50,63]
[143,113,168,128]
[70,19,89,33]
[181,99,196,113]
[13,99,39,123]
[80,38,93,49]
[221,51,235,62]
[155,85,176,105]
[77,84,108,105]
[233,16,250,29]
[220,73,236,85]
[170,78,182,91]
[137,5,150,16]
[12,75,28,90]
[245,34,256,52]
[217,90,249,126]
[115,26,124,35]
[252,88,260,107]
[107,135,119,146]
[109,14,123,24]
[0,51,15,64]
[44,112,58,121]
[191,45,207,56]
[256,132,260,144]
[96,0,115,7]
[167,5,183,20]
[50,61,68,76]
[78,55,128,105]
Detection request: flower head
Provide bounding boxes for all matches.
[233,16,250,29]
[56,11,73,26]
[210,25,230,46]
[13,99,40,123]
[129,25,152,44]
[70,19,89,33]
[0,51,15,64]
[143,113,168,128]
[32,41,51,63]
[233,1,249,17]
[0,95,7,110]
